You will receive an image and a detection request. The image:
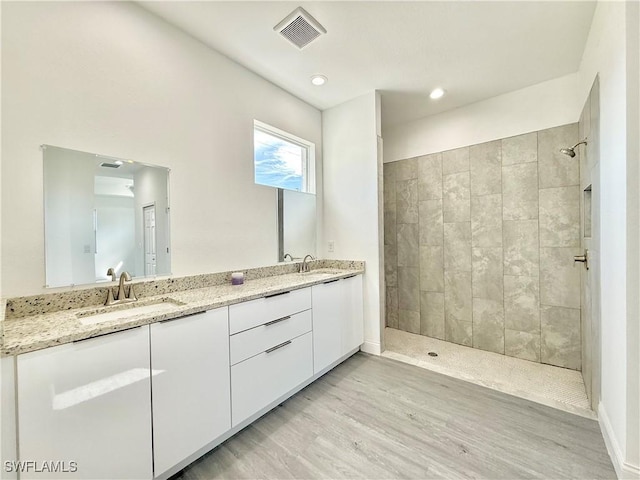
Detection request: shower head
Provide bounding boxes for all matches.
[559,140,588,157]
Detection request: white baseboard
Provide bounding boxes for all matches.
[599,403,640,479]
[360,341,381,355]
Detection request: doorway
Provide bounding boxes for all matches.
[143,204,157,276]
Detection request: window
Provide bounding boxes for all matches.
[254,120,315,193]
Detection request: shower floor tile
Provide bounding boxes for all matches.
[382,327,594,418]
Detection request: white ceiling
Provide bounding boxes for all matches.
[139,1,596,129]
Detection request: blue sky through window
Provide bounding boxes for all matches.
[254,129,304,191]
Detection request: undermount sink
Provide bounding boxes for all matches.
[299,268,344,277]
[76,298,186,326]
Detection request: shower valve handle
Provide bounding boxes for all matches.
[574,250,589,270]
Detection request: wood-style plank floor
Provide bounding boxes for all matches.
[172,353,616,479]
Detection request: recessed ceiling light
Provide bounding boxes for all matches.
[311,75,327,86]
[114,160,124,166]
[429,88,445,99]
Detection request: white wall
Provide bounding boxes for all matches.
[625,0,639,473]
[577,2,639,477]
[0,1,322,297]
[383,73,581,162]
[322,92,382,354]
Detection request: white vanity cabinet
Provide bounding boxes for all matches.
[16,326,153,480]
[312,275,364,374]
[6,270,365,480]
[150,308,231,478]
[229,288,313,426]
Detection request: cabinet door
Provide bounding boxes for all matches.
[2,356,17,480]
[341,275,364,354]
[311,279,344,373]
[150,308,231,477]
[17,326,152,480]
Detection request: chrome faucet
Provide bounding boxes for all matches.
[283,253,293,261]
[300,254,315,273]
[107,267,117,282]
[105,271,137,306]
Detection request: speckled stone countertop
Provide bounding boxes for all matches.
[2,260,364,356]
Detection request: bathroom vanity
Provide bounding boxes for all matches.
[1,261,364,479]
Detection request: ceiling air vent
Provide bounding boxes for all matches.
[274,7,326,50]
[100,162,121,169]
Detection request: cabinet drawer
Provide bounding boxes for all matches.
[229,287,311,334]
[230,309,311,365]
[231,331,313,426]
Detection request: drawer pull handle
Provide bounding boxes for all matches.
[73,325,144,343]
[323,278,340,284]
[264,290,291,299]
[160,311,204,323]
[264,316,291,327]
[265,340,292,354]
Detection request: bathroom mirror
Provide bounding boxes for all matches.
[278,189,316,262]
[43,145,171,288]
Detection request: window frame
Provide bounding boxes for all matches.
[253,120,316,194]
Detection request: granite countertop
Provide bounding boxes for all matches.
[2,265,364,356]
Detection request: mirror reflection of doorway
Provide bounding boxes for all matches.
[143,204,157,276]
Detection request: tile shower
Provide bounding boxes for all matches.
[384,124,582,370]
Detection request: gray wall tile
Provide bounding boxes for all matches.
[443,172,470,222]
[541,305,581,370]
[399,309,420,334]
[446,317,473,347]
[396,179,419,224]
[504,275,540,333]
[419,199,443,246]
[384,244,397,287]
[421,291,445,339]
[503,163,539,221]
[384,209,396,246]
[473,298,505,354]
[505,329,541,362]
[472,247,504,301]
[540,247,581,308]
[398,266,420,312]
[418,153,443,200]
[385,122,580,365]
[420,245,444,292]
[386,286,399,329]
[444,222,471,272]
[539,186,580,247]
[470,140,502,196]
[471,194,503,247]
[503,220,539,276]
[588,77,600,173]
[383,172,396,209]
[396,157,418,181]
[442,147,469,174]
[538,123,579,188]
[502,132,537,165]
[397,223,419,267]
[445,271,472,343]
[383,161,397,182]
